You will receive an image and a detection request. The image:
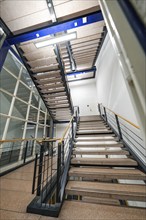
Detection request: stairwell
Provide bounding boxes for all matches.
[59,115,146,219]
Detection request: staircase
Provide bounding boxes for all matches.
[18,43,73,122]
[60,115,146,219]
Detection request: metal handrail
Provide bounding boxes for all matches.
[0,137,60,144]
[100,104,140,129]
[59,115,74,143]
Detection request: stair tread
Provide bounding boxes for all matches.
[66,181,146,201]
[69,167,146,180]
[60,201,146,219]
[75,143,124,148]
[75,136,116,140]
[71,158,138,166]
[73,149,129,155]
[77,129,113,134]
[82,196,120,205]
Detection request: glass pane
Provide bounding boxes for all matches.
[0,91,12,114]
[39,111,45,124]
[20,68,34,88]
[6,118,24,139]
[37,126,44,138]
[0,68,17,94]
[12,99,28,119]
[17,82,30,102]
[0,116,7,139]
[28,106,38,122]
[31,92,39,108]
[40,99,46,112]
[3,51,21,77]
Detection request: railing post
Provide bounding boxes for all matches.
[115,114,123,140]
[61,141,64,167]
[56,142,61,203]
[32,153,38,194]
[72,119,74,142]
[23,141,28,164]
[103,107,107,122]
[37,143,44,196]
[98,104,101,116]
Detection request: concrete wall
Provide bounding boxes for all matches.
[69,79,98,116]
[95,34,138,125]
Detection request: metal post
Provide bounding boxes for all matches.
[56,143,61,203]
[23,141,28,164]
[37,144,44,196]
[98,104,101,116]
[103,107,107,122]
[32,153,38,194]
[72,119,74,142]
[62,141,64,167]
[115,114,123,140]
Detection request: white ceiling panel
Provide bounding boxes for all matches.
[1,0,51,33]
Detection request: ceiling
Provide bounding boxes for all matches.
[1,0,107,121]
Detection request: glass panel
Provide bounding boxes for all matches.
[3,51,21,77]
[6,118,24,139]
[17,82,30,102]
[0,116,7,139]
[0,91,12,114]
[28,106,38,122]
[20,68,32,86]
[39,111,45,124]
[12,99,28,119]
[31,92,39,108]
[37,126,44,138]
[0,68,17,94]
[40,99,46,112]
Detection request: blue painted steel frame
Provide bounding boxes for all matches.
[118,0,146,54]
[66,66,96,76]
[0,41,10,72]
[7,11,103,45]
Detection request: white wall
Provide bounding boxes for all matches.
[95,34,138,125]
[69,79,98,116]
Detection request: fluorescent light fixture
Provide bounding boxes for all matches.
[35,32,77,48]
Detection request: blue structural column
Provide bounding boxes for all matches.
[0,41,10,72]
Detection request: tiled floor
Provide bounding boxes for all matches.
[0,162,56,220]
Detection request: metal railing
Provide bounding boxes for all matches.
[0,138,41,173]
[27,107,79,217]
[98,103,146,171]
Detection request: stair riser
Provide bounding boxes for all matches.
[73,151,129,155]
[65,190,146,202]
[71,161,137,166]
[69,173,146,181]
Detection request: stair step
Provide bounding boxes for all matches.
[76,134,116,137]
[69,167,146,180]
[74,143,123,148]
[77,126,108,130]
[82,196,120,205]
[73,149,129,155]
[76,129,113,134]
[60,201,146,219]
[75,137,117,141]
[79,116,102,122]
[66,181,146,201]
[71,158,138,166]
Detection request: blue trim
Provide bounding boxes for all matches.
[0,41,10,72]
[7,11,103,45]
[67,67,96,76]
[118,0,146,54]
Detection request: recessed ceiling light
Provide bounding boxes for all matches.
[35,32,77,48]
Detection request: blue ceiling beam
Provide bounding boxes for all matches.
[7,11,103,45]
[67,66,96,76]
